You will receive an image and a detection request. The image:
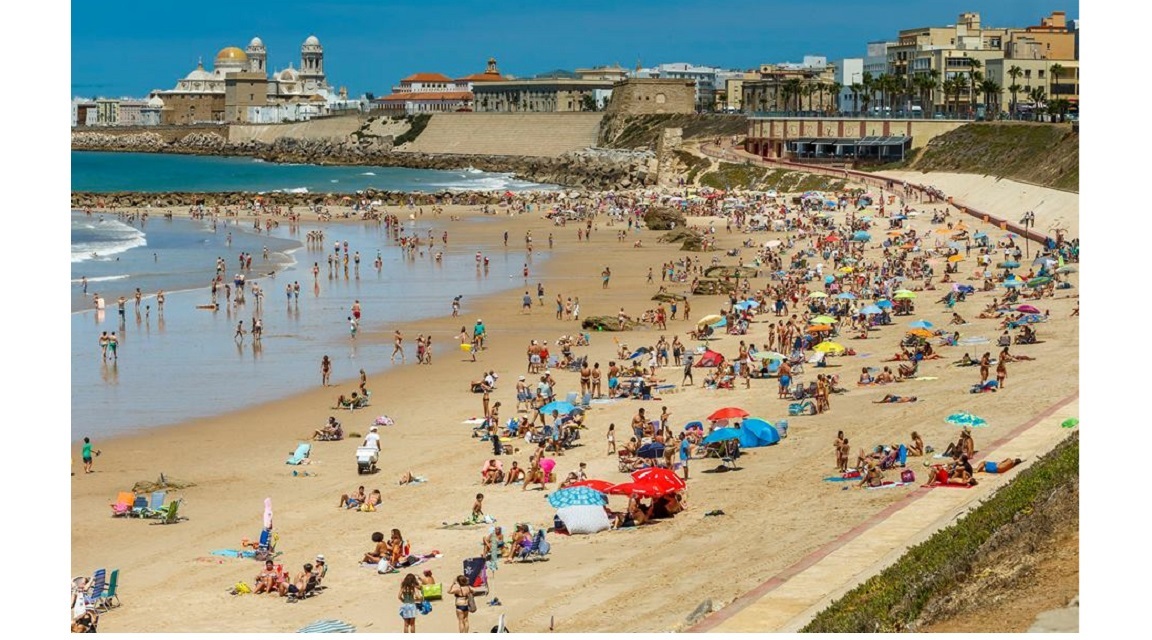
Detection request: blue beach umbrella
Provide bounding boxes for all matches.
[824,275,835,284]
[739,417,781,447]
[702,427,743,445]
[298,619,357,633]
[909,320,934,329]
[547,486,608,509]
[539,401,576,416]
[851,231,872,242]
[973,231,987,239]
[636,441,666,459]
[997,260,1021,269]
[860,304,882,315]
[1001,279,1024,288]
[837,292,857,300]
[875,299,893,309]
[946,412,987,427]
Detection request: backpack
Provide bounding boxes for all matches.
[900,469,915,484]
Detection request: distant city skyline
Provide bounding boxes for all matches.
[71,0,1078,98]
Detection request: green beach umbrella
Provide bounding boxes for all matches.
[1027,276,1053,288]
[1061,417,1079,429]
[894,290,917,300]
[811,315,836,325]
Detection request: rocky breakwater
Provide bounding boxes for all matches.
[72,131,655,191]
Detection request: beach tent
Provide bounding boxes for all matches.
[695,350,724,368]
[738,418,781,448]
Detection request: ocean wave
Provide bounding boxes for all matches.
[275,187,310,194]
[72,274,130,283]
[71,218,147,262]
[360,172,377,176]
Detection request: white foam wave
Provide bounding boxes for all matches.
[71,218,147,263]
[73,274,129,283]
[276,187,310,194]
[360,172,377,176]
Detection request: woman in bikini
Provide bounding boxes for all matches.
[908,431,925,457]
[978,352,991,383]
[448,574,475,632]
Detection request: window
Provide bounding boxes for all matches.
[1038,70,1045,79]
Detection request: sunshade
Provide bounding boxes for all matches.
[751,351,786,361]
[631,467,687,491]
[298,619,357,633]
[606,481,670,498]
[547,486,608,509]
[894,291,917,300]
[997,261,1021,269]
[946,412,987,427]
[909,320,934,329]
[808,291,828,298]
[566,479,615,492]
[1016,305,1041,314]
[813,341,845,353]
[851,231,871,242]
[838,266,855,274]
[807,324,833,333]
[702,427,743,444]
[539,401,576,416]
[739,417,781,447]
[947,254,965,262]
[697,314,723,326]
[636,442,666,459]
[906,328,934,338]
[875,299,893,309]
[708,407,750,421]
[860,305,882,315]
[1001,280,1024,288]
[837,292,857,300]
[1061,418,1079,429]
[1056,265,1078,274]
[1026,276,1052,288]
[811,315,836,325]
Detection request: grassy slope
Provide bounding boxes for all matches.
[886,123,1079,192]
[600,114,747,149]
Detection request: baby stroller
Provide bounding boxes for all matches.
[356,446,379,474]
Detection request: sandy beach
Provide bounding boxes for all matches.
[70,176,1079,634]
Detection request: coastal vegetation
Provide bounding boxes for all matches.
[802,432,1079,633]
[697,161,847,192]
[392,113,433,146]
[870,123,1078,192]
[599,113,747,149]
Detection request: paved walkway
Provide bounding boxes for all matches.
[690,393,1078,633]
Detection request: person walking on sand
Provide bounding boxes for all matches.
[321,355,332,386]
[397,573,423,633]
[392,330,406,363]
[602,266,611,289]
[81,437,98,474]
[682,353,694,385]
[234,321,246,343]
[448,574,475,633]
[606,423,616,455]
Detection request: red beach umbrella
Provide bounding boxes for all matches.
[708,407,750,421]
[605,481,670,498]
[1016,304,1041,314]
[567,479,615,492]
[631,467,687,491]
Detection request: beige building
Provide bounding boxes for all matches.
[888,11,1078,116]
[607,78,696,115]
[473,78,613,112]
[741,66,838,114]
[984,58,1078,115]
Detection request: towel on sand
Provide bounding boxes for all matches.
[864,481,910,490]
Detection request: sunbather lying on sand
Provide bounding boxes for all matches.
[874,394,918,403]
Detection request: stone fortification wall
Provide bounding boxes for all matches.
[606,79,697,116]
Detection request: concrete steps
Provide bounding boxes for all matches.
[401,113,603,157]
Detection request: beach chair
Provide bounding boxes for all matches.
[514,529,551,563]
[97,569,121,611]
[110,492,135,518]
[87,569,107,605]
[286,442,311,465]
[145,490,168,518]
[150,499,184,525]
[565,391,578,405]
[253,528,281,561]
[128,494,150,518]
[580,392,591,408]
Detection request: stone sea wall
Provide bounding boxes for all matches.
[71,130,656,191]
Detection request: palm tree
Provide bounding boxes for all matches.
[849,82,863,115]
[1027,87,1046,121]
[785,78,803,113]
[827,81,842,114]
[965,58,983,118]
[1049,63,1066,121]
[1007,65,1023,118]
[804,83,815,113]
[979,79,1002,118]
[861,72,875,115]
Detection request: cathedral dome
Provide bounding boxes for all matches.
[304,35,321,46]
[215,47,248,66]
[248,37,264,48]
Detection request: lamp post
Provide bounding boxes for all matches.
[1020,211,1035,258]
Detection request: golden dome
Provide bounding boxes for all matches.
[215,47,248,64]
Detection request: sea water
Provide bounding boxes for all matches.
[72,151,556,193]
[71,153,556,440]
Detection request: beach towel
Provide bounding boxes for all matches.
[298,619,357,633]
[211,549,258,559]
[864,481,910,490]
[462,418,487,425]
[958,336,989,345]
[286,443,311,465]
[822,475,858,482]
[912,376,939,381]
[923,482,976,489]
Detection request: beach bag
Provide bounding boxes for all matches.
[419,599,433,615]
[900,469,915,484]
[377,559,392,573]
[467,591,477,613]
[421,583,442,600]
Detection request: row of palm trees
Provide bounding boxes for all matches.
[755,61,1074,122]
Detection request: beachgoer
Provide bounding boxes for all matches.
[81,437,97,474]
[392,330,406,363]
[398,573,423,632]
[321,356,332,386]
[448,575,475,632]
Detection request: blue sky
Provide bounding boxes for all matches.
[71,0,1078,98]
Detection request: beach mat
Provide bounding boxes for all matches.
[864,481,910,490]
[922,482,976,489]
[462,418,486,425]
[298,619,356,633]
[211,549,257,559]
[823,473,860,482]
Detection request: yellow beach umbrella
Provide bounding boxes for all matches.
[894,290,917,300]
[813,341,845,353]
[811,315,836,325]
[947,254,965,262]
[808,291,828,299]
[838,266,855,274]
[906,328,934,338]
[697,314,723,326]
